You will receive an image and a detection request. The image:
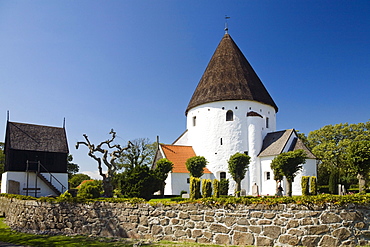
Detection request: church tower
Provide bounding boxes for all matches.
[176,33,278,194]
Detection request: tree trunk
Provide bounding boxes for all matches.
[358,173,366,194]
[286,179,293,197]
[103,177,113,198]
[235,180,241,197]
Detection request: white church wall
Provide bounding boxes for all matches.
[173,131,188,145]
[1,171,68,197]
[260,157,278,195]
[186,100,276,195]
[292,159,317,195]
[165,172,215,195]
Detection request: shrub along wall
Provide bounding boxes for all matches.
[0,197,370,246]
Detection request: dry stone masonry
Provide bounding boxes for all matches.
[0,197,369,246]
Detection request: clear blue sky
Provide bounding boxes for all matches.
[1,1,369,178]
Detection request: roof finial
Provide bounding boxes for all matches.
[224,15,230,34]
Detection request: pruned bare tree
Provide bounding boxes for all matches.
[76,129,131,197]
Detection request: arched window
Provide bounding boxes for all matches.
[220,172,226,180]
[226,110,233,121]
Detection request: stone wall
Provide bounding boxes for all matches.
[0,197,369,246]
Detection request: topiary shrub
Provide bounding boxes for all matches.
[301,176,310,196]
[220,178,229,196]
[202,179,212,198]
[190,176,201,199]
[310,176,317,195]
[213,179,220,198]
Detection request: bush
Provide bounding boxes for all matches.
[190,177,201,199]
[310,176,317,195]
[301,176,310,196]
[220,178,229,195]
[77,180,102,199]
[202,179,212,198]
[213,179,220,198]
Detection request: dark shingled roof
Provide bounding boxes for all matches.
[6,121,69,153]
[259,129,315,159]
[186,34,278,115]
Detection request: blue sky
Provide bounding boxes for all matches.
[1,1,369,178]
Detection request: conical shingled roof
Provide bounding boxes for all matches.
[186,34,278,115]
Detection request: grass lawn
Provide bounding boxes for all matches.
[0,217,240,247]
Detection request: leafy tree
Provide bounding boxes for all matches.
[307,122,370,186]
[154,158,174,196]
[347,140,370,194]
[118,138,157,170]
[270,150,307,196]
[67,154,79,179]
[190,177,201,199]
[69,173,91,188]
[219,179,229,195]
[186,156,207,178]
[213,179,220,198]
[228,153,250,197]
[0,142,4,180]
[77,180,102,199]
[329,168,339,194]
[117,165,160,200]
[202,179,212,198]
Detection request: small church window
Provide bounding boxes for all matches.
[220,172,226,179]
[266,117,269,128]
[226,110,233,121]
[193,116,196,126]
[220,138,223,145]
[265,172,271,180]
[187,178,190,184]
[235,106,238,109]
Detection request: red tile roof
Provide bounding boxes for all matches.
[160,144,212,174]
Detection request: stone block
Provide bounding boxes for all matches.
[197,237,211,244]
[250,211,263,218]
[225,217,236,227]
[174,229,187,237]
[278,234,300,246]
[151,225,163,235]
[185,221,195,228]
[333,227,351,240]
[249,225,262,234]
[204,216,214,222]
[210,223,229,233]
[233,231,254,246]
[236,218,249,225]
[263,225,281,239]
[190,215,203,221]
[257,219,272,225]
[192,229,203,238]
[319,235,339,246]
[340,211,363,221]
[256,236,274,246]
[300,217,314,225]
[179,211,189,219]
[214,234,230,245]
[320,212,342,224]
[301,236,320,247]
[287,228,304,236]
[234,225,248,232]
[263,212,276,219]
[306,225,330,235]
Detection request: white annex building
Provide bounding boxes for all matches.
[155,33,317,196]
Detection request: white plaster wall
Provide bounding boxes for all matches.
[173,131,188,145]
[260,156,278,195]
[292,159,317,195]
[1,171,68,197]
[164,172,215,195]
[186,100,276,195]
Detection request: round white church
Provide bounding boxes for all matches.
[154,33,316,196]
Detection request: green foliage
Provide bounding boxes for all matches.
[118,138,157,170]
[219,178,229,196]
[69,173,92,188]
[329,169,339,194]
[307,121,370,187]
[77,180,102,199]
[213,179,220,198]
[67,154,79,179]
[190,177,201,199]
[301,176,310,196]
[271,149,307,196]
[347,140,370,193]
[186,156,207,178]
[154,158,174,196]
[201,179,212,198]
[310,176,317,195]
[228,153,250,197]
[116,165,160,200]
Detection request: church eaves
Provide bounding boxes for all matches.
[186,34,278,115]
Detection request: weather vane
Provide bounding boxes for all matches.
[225,15,230,34]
